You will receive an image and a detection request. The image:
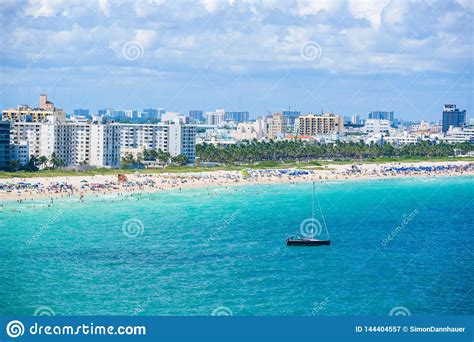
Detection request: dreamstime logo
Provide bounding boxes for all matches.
[380,32,418,70]
[34,305,55,316]
[299,218,322,238]
[211,306,233,316]
[122,41,144,61]
[300,41,322,61]
[203,32,241,70]
[203,209,240,247]
[6,320,24,338]
[310,297,330,315]
[389,306,411,316]
[381,208,419,247]
[26,209,64,246]
[122,218,145,238]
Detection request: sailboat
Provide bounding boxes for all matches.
[286,181,331,246]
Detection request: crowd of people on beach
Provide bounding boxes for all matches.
[0,162,472,202]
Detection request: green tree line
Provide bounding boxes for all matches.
[196,140,474,164]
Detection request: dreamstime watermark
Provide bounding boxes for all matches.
[203,32,241,70]
[389,306,411,316]
[310,297,330,315]
[300,41,322,61]
[5,320,146,338]
[203,209,240,247]
[211,306,233,316]
[6,320,25,338]
[122,218,145,238]
[122,41,144,61]
[131,298,153,315]
[299,217,323,238]
[25,36,58,69]
[34,306,55,316]
[380,32,419,69]
[26,209,64,246]
[381,209,419,247]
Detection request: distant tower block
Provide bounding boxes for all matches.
[39,94,47,109]
[39,93,54,110]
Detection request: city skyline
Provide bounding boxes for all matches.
[1,0,473,120]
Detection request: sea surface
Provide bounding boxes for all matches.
[0,176,473,316]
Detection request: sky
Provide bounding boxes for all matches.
[0,0,473,121]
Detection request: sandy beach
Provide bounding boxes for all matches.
[0,160,472,202]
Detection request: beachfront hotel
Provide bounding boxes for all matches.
[7,119,197,168]
[1,94,197,169]
[119,123,196,162]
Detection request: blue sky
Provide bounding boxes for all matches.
[0,0,472,121]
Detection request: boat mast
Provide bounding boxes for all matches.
[314,181,331,240]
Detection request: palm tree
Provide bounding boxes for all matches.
[38,156,48,169]
[49,153,65,169]
[27,155,39,171]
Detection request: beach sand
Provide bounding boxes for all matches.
[0,160,472,202]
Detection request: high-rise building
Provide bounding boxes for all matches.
[73,108,90,117]
[442,104,466,133]
[119,123,196,162]
[189,110,204,122]
[206,109,225,126]
[142,108,159,120]
[297,113,344,136]
[268,113,288,140]
[225,111,249,122]
[282,110,301,126]
[39,94,55,110]
[0,121,11,170]
[351,114,360,125]
[368,111,394,122]
[10,120,120,168]
[89,124,121,167]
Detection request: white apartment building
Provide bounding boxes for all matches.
[364,119,391,134]
[233,117,268,141]
[162,112,189,124]
[384,131,421,145]
[206,109,225,126]
[10,121,121,167]
[90,125,121,167]
[118,123,196,162]
[443,126,474,143]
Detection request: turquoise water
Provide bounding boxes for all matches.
[0,177,473,316]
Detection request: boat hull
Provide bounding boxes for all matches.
[286,238,331,246]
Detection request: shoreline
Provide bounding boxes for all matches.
[0,160,472,202]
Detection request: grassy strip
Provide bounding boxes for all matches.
[0,156,472,178]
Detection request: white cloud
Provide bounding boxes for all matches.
[23,0,68,17]
[99,0,111,18]
[347,0,391,27]
[456,0,474,11]
[296,0,341,16]
[1,0,471,78]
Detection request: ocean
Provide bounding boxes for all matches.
[0,176,473,316]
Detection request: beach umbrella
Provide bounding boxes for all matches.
[81,180,88,183]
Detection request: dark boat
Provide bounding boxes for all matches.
[286,236,330,246]
[286,181,331,247]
